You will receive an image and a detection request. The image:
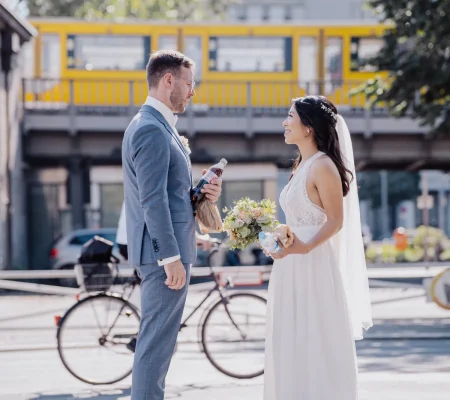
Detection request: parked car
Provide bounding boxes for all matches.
[49,228,119,287]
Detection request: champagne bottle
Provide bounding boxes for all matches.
[191,158,228,206]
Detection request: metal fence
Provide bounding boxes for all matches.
[23,78,384,114]
[0,265,441,296]
[0,265,272,295]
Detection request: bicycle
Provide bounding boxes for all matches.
[55,240,267,385]
[430,267,450,310]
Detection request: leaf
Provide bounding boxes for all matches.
[353,0,450,136]
[27,0,232,20]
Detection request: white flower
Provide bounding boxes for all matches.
[179,135,191,155]
[238,226,251,238]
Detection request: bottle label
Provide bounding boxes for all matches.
[202,170,218,183]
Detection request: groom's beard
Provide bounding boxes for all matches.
[170,85,186,113]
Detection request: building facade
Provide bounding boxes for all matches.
[227,0,375,22]
[0,3,35,269]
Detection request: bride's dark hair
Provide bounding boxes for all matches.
[292,95,353,197]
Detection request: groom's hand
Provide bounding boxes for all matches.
[164,260,186,290]
[201,169,222,203]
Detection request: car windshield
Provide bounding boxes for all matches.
[69,233,116,246]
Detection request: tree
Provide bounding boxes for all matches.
[27,0,231,21]
[355,0,450,136]
[4,0,30,17]
[28,0,84,17]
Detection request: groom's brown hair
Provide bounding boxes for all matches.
[146,50,195,89]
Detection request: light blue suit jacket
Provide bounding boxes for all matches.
[122,105,197,266]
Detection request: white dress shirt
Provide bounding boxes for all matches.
[144,96,178,129]
[143,96,182,266]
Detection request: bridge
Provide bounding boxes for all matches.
[12,78,450,270]
[23,79,450,171]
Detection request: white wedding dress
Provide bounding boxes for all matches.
[264,150,359,400]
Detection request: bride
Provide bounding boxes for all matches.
[263,95,373,400]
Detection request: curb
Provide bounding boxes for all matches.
[3,333,450,353]
[362,334,450,341]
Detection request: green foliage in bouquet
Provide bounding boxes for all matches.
[223,197,278,250]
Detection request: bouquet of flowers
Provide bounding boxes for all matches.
[223,197,278,250]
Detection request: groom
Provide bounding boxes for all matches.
[122,50,222,399]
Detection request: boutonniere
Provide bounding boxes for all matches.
[180,135,191,155]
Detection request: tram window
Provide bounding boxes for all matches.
[158,35,177,50]
[350,37,383,72]
[185,36,203,78]
[67,35,149,71]
[298,37,318,83]
[159,35,203,78]
[209,36,292,72]
[23,41,35,78]
[325,37,343,85]
[42,34,60,78]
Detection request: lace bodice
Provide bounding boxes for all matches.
[280,151,327,227]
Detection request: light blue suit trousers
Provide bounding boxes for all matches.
[131,263,191,400]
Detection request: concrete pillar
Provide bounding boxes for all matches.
[0,68,8,269]
[380,170,390,239]
[68,157,86,230]
[10,84,27,269]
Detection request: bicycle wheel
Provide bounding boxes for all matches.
[57,293,140,385]
[430,268,450,310]
[201,292,266,379]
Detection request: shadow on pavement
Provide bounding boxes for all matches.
[24,383,263,400]
[364,318,450,339]
[357,338,450,373]
[28,387,131,400]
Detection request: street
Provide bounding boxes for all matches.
[1,1,450,399]
[1,285,450,399]
[2,340,450,400]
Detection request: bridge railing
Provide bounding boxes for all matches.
[23,78,385,114]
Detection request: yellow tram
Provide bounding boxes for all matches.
[25,18,388,109]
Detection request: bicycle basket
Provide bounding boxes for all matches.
[77,235,115,264]
[74,262,117,292]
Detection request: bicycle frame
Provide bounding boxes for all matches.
[179,241,239,332]
[75,241,233,335]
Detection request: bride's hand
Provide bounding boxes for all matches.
[275,233,310,256]
[268,241,291,260]
[260,244,288,260]
[269,248,289,260]
[288,234,310,255]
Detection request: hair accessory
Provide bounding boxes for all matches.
[320,103,337,121]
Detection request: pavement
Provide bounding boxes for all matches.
[1,282,450,399]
